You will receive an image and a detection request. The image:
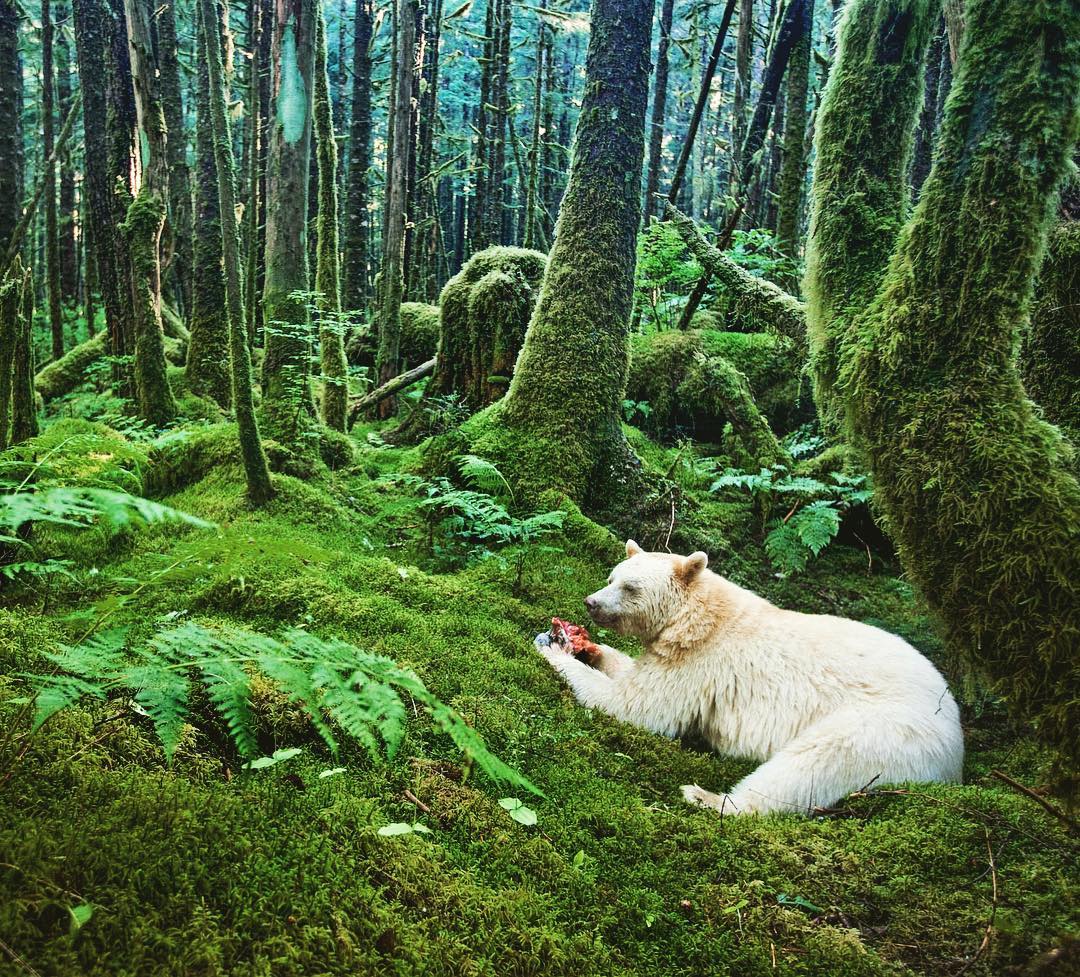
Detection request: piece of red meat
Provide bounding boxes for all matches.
[550,617,602,664]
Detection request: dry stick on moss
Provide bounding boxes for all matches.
[348,356,436,426]
[666,203,806,347]
[1,92,82,271]
[199,0,274,504]
[955,826,999,977]
[990,770,1079,835]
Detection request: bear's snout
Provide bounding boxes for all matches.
[584,595,599,614]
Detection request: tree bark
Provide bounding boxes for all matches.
[343,0,373,311]
[56,4,79,302]
[0,0,21,258]
[261,0,318,439]
[643,0,674,224]
[43,0,66,361]
[199,0,274,504]
[468,0,654,510]
[374,0,417,419]
[314,7,348,430]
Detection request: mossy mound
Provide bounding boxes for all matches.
[347,301,441,370]
[628,329,812,442]
[1,419,1077,976]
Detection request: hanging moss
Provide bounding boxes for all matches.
[1021,218,1080,443]
[463,0,655,512]
[628,329,811,442]
[809,0,1080,771]
[346,302,440,370]
[802,0,938,434]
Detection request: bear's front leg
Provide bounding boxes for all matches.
[534,634,618,710]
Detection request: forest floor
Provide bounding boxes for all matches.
[0,408,1077,977]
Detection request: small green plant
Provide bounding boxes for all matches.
[381,455,565,592]
[634,221,703,331]
[621,398,652,425]
[709,453,872,574]
[18,620,540,795]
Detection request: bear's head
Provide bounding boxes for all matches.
[584,539,709,641]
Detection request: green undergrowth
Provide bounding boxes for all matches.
[0,418,1076,976]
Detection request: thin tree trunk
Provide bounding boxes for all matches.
[523,4,547,246]
[732,0,753,165]
[468,0,494,253]
[43,0,65,361]
[776,0,814,276]
[374,0,418,419]
[643,0,674,224]
[343,0,373,311]
[56,2,79,303]
[0,0,20,257]
[159,0,192,316]
[12,261,38,443]
[314,7,348,430]
[667,0,737,205]
[199,0,274,504]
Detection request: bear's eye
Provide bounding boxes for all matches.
[622,582,639,595]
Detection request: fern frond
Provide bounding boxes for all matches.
[456,454,514,499]
[30,675,107,732]
[0,487,213,533]
[125,660,191,761]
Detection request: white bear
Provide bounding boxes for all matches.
[535,540,964,815]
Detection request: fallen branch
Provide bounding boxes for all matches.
[955,826,999,976]
[990,769,1078,835]
[665,203,807,345]
[348,356,436,426]
[403,788,431,815]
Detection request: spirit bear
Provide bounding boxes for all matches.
[535,541,964,815]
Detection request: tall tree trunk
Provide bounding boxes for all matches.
[0,0,20,258]
[343,0,373,312]
[244,0,263,346]
[523,5,547,247]
[12,261,38,443]
[121,0,177,425]
[158,0,192,316]
[468,0,495,253]
[187,0,231,406]
[468,0,653,510]
[314,7,348,430]
[261,0,318,438]
[807,0,1080,768]
[56,2,79,303]
[410,0,443,302]
[72,0,131,374]
[776,0,814,276]
[666,0,737,205]
[733,0,753,160]
[198,0,274,504]
[374,0,417,419]
[42,0,65,361]
[643,0,674,224]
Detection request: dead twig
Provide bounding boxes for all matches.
[955,826,998,976]
[403,788,431,815]
[990,769,1078,835]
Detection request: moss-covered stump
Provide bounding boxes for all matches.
[346,301,440,370]
[1022,218,1080,442]
[628,329,811,443]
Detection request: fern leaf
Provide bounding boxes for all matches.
[30,675,107,732]
[456,454,514,499]
[792,501,841,555]
[200,656,258,759]
[125,661,190,761]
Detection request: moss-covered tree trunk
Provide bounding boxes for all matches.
[199,0,274,505]
[186,4,232,406]
[467,0,653,508]
[43,0,65,362]
[374,0,417,420]
[261,0,318,440]
[159,0,192,317]
[73,0,134,381]
[733,0,753,160]
[121,0,176,426]
[12,262,38,444]
[775,0,814,282]
[342,0,373,312]
[807,0,1080,769]
[523,6,547,248]
[0,262,19,450]
[0,0,20,258]
[313,8,348,431]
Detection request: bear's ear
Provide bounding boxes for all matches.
[625,539,643,558]
[681,551,708,580]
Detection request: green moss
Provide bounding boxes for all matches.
[34,330,107,401]
[2,421,1077,975]
[1021,219,1080,443]
[807,0,1080,770]
[347,302,441,369]
[628,329,811,444]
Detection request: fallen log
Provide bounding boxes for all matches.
[348,356,436,427]
[35,332,185,401]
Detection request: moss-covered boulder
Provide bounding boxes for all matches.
[627,329,811,442]
[346,301,440,371]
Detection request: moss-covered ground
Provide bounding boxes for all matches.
[0,416,1076,977]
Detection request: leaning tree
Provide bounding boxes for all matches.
[805,0,1080,770]
[464,0,654,512]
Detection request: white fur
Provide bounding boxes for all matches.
[537,541,964,816]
